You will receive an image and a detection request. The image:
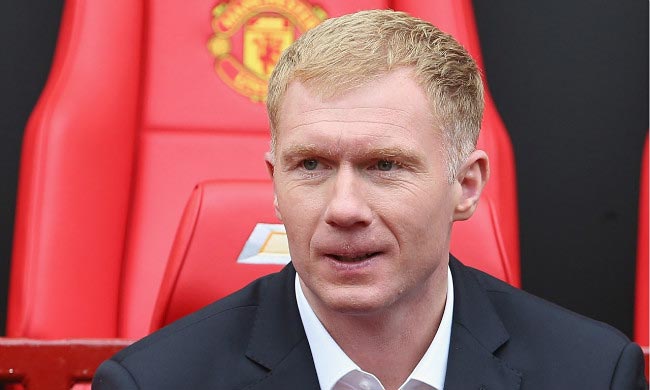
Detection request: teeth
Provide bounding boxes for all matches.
[333,253,374,262]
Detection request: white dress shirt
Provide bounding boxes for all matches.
[296,267,454,390]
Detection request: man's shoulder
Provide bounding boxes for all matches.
[102,269,286,387]
[116,274,276,357]
[93,265,313,389]
[467,264,630,348]
[456,262,648,388]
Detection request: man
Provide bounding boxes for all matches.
[93,10,647,390]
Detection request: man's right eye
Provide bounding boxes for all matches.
[302,159,319,170]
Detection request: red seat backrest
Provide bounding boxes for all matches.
[151,179,519,330]
[9,0,519,340]
[150,181,282,328]
[635,134,648,374]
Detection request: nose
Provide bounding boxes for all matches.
[324,167,373,228]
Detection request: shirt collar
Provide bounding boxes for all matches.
[295,274,359,390]
[406,266,454,389]
[296,267,454,390]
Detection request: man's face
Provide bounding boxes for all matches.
[268,68,464,317]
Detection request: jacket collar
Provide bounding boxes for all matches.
[244,263,320,389]
[243,259,523,390]
[444,256,522,390]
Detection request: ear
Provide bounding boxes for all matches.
[265,151,275,178]
[265,151,283,221]
[453,150,489,221]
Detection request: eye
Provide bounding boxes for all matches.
[376,160,395,171]
[302,159,319,170]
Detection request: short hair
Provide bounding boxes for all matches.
[266,9,484,180]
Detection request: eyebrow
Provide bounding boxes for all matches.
[280,144,425,167]
[281,144,322,157]
[360,146,426,168]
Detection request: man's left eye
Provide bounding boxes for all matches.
[302,159,319,170]
[376,160,395,171]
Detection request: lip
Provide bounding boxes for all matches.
[323,252,382,271]
[329,252,380,262]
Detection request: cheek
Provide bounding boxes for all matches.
[375,187,454,243]
[277,185,324,224]
[276,186,325,252]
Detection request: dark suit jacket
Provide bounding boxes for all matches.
[93,257,648,389]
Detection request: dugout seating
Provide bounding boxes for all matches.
[8,0,518,342]
[4,0,519,387]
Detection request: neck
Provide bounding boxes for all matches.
[303,267,448,390]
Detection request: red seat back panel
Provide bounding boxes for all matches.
[9,0,519,340]
[151,180,517,331]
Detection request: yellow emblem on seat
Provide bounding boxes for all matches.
[238,223,291,265]
[208,0,327,102]
[260,230,289,255]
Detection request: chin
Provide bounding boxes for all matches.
[318,286,397,316]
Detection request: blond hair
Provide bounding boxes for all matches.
[266,9,484,180]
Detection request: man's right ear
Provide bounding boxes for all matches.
[264,152,282,221]
[264,151,275,178]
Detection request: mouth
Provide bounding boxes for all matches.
[328,252,381,262]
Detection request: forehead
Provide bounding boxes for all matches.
[275,68,439,150]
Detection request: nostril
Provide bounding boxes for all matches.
[325,212,372,228]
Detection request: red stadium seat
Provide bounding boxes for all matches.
[150,181,283,329]
[8,0,519,342]
[152,178,520,330]
[636,134,649,374]
[0,338,131,390]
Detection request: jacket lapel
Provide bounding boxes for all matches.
[444,257,523,390]
[241,259,523,390]
[243,263,320,390]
